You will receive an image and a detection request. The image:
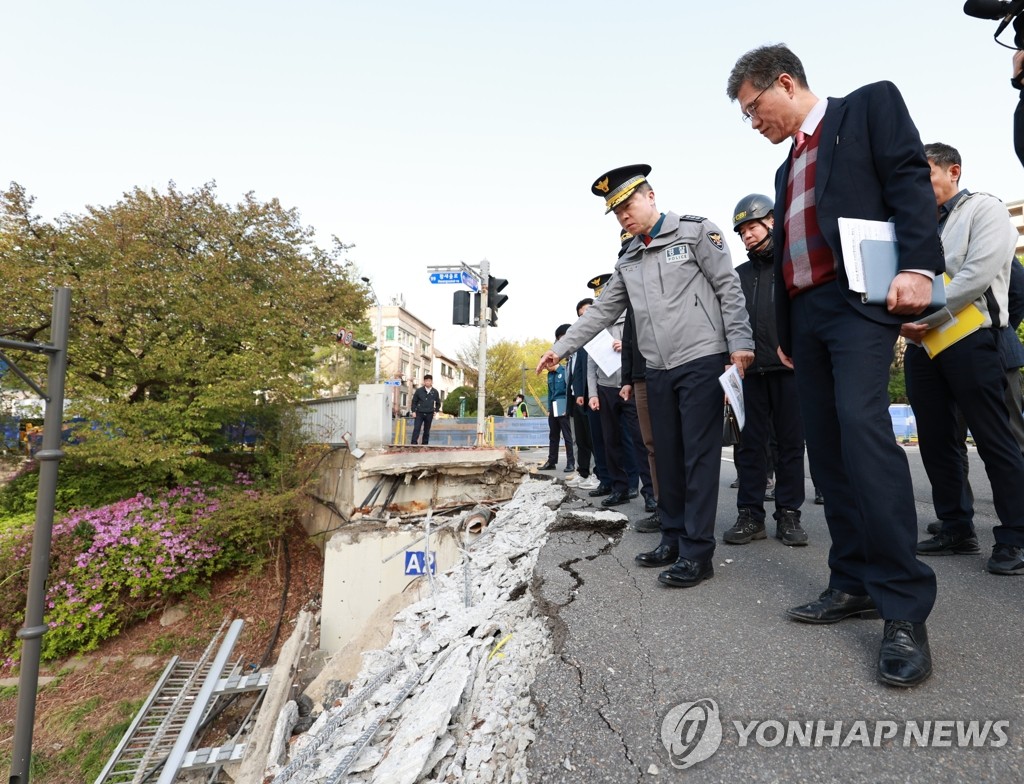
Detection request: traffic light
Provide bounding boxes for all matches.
[453,290,471,325]
[487,275,508,327]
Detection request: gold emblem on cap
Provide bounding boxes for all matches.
[595,177,610,193]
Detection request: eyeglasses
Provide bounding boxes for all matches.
[741,76,780,123]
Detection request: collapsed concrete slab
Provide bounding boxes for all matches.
[259,479,567,784]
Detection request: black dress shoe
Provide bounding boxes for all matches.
[658,557,714,588]
[538,462,556,470]
[644,496,657,513]
[588,483,612,498]
[786,588,879,624]
[635,543,678,567]
[813,488,824,505]
[628,489,639,499]
[563,464,576,473]
[916,531,980,556]
[601,491,629,507]
[877,621,932,687]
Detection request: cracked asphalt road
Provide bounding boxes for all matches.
[527,447,1024,783]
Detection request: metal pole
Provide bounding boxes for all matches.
[476,259,489,445]
[361,277,383,384]
[9,287,71,784]
[374,300,382,384]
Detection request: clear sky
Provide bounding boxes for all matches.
[3,1,1020,360]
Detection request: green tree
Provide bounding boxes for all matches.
[457,335,551,414]
[0,182,368,477]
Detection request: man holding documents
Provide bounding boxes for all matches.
[536,164,753,589]
[728,44,944,687]
[902,142,1024,577]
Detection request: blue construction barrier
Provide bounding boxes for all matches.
[889,403,917,442]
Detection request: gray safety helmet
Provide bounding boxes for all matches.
[732,193,774,232]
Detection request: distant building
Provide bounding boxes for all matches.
[369,296,464,416]
[1008,198,1024,256]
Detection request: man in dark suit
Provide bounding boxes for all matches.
[727,44,945,687]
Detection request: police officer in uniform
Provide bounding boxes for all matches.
[538,164,754,588]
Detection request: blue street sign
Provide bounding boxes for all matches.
[429,272,463,284]
[461,270,480,292]
[383,379,402,386]
[404,550,437,575]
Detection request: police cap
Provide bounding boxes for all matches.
[591,164,652,214]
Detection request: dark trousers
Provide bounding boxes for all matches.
[569,401,593,478]
[790,285,935,622]
[906,331,1024,548]
[646,353,727,562]
[736,371,806,521]
[412,412,434,444]
[953,365,1024,506]
[586,407,610,486]
[547,414,574,466]
[596,385,644,495]
[633,380,659,501]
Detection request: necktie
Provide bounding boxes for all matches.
[793,130,808,158]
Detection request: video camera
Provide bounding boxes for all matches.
[964,0,1024,48]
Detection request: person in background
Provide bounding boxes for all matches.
[410,374,441,445]
[722,193,808,547]
[905,142,1024,576]
[507,393,529,418]
[568,293,611,495]
[539,324,575,473]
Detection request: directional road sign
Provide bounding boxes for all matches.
[429,272,463,284]
[383,379,402,386]
[461,270,480,292]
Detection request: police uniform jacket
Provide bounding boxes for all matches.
[736,247,788,375]
[552,212,753,367]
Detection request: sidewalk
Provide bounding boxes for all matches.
[526,448,1024,783]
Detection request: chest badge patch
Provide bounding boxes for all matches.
[665,245,690,263]
[706,231,724,250]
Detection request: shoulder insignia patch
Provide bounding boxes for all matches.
[679,214,706,223]
[706,231,724,250]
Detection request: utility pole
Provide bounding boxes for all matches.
[360,277,382,383]
[476,259,489,446]
[3,288,71,784]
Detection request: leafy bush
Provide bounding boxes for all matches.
[0,475,286,665]
[0,458,238,518]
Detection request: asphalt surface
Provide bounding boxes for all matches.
[524,446,1024,783]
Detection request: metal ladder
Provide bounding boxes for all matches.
[94,619,271,784]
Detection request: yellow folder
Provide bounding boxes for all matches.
[920,275,986,359]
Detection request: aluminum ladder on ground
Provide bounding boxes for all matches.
[94,619,272,784]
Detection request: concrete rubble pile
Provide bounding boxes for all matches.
[270,478,570,784]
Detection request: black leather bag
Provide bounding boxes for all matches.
[722,403,741,446]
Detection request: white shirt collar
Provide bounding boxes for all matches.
[798,97,829,138]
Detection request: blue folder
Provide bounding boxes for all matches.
[860,239,946,309]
